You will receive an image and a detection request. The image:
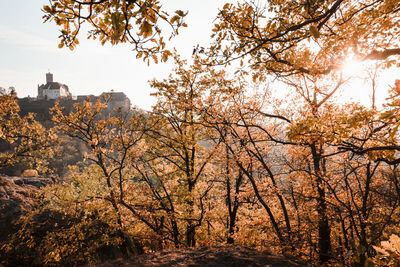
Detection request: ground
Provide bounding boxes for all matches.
[92,246,303,267]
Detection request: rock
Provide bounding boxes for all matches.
[13,177,54,188]
[0,175,54,242]
[21,169,39,177]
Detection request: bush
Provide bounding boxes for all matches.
[1,208,125,266]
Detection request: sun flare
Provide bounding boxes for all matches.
[340,57,367,79]
[339,56,400,108]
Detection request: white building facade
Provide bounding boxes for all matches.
[37,73,71,100]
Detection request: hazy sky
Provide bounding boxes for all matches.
[0,0,228,110]
[1,1,399,110]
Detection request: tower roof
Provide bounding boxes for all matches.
[39,82,70,92]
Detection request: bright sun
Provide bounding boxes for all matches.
[341,57,367,79]
[339,57,380,107]
[339,56,400,108]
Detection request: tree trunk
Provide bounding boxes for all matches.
[311,144,332,263]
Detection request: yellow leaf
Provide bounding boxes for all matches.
[309,25,320,38]
[152,54,158,64]
[141,21,153,38]
[175,10,186,17]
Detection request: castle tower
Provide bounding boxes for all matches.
[46,72,53,83]
[38,72,71,100]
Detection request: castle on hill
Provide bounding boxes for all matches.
[37,72,71,100]
[33,72,131,111]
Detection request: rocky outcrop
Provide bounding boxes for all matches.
[0,175,54,241]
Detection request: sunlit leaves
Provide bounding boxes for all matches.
[43,0,187,62]
[0,95,58,172]
[209,0,400,77]
[20,0,400,262]
[373,234,400,266]
[147,56,226,246]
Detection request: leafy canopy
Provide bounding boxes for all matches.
[43,0,187,62]
[209,0,400,77]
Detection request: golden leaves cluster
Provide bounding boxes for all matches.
[43,0,187,62]
[209,0,400,77]
[0,95,58,172]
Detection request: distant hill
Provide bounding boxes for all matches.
[18,92,132,126]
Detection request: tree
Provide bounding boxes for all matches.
[200,82,295,249]
[206,1,400,263]
[145,56,225,246]
[52,97,149,253]
[338,80,400,165]
[0,94,57,173]
[285,99,400,265]
[209,0,400,77]
[43,0,187,62]
[49,57,231,249]
[38,0,400,265]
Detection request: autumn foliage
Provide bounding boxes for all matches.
[0,94,57,173]
[3,0,400,266]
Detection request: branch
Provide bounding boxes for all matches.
[363,48,400,60]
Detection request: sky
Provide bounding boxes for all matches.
[1,1,399,111]
[0,0,228,110]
